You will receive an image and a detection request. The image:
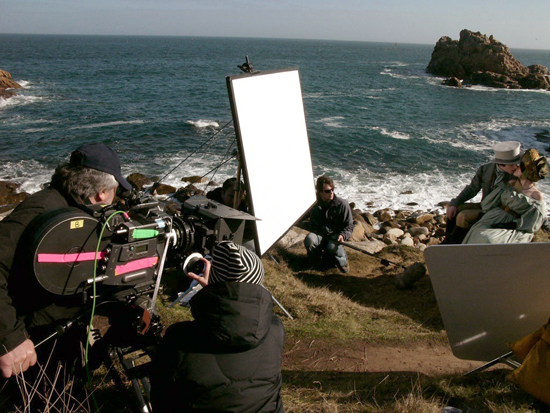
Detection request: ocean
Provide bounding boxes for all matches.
[1,34,550,214]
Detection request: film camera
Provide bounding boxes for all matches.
[16,192,254,411]
[26,192,256,303]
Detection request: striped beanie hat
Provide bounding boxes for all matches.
[209,241,264,285]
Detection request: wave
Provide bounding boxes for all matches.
[0,94,44,109]
[71,120,145,130]
[380,68,422,80]
[374,127,411,140]
[315,116,346,128]
[186,119,220,129]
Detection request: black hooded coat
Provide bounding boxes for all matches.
[150,282,285,413]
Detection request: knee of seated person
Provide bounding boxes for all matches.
[305,233,323,249]
[326,240,339,254]
[456,210,482,228]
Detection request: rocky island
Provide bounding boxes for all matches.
[0,68,21,99]
[427,29,550,90]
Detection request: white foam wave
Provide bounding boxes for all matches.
[374,127,411,140]
[316,116,346,128]
[0,160,52,195]
[186,119,220,129]
[8,149,550,218]
[0,94,44,109]
[315,166,550,215]
[17,80,31,88]
[380,68,421,80]
[22,127,53,133]
[71,120,145,130]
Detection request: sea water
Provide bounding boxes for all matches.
[1,34,550,213]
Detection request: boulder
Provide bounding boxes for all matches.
[152,182,177,196]
[0,181,28,207]
[173,185,205,202]
[427,30,550,90]
[443,77,463,87]
[181,176,210,184]
[349,222,367,242]
[0,69,21,90]
[127,173,153,191]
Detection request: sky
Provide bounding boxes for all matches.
[1,0,550,50]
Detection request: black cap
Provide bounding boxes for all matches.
[70,143,132,191]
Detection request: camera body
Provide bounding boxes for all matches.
[28,193,255,300]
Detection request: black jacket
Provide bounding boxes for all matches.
[309,195,354,241]
[0,187,83,355]
[151,282,285,413]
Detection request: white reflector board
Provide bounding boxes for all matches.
[227,68,316,256]
[424,243,550,361]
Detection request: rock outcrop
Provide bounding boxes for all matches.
[427,30,550,90]
[0,69,22,99]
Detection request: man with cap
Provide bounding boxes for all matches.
[444,141,521,244]
[0,142,131,382]
[150,241,285,413]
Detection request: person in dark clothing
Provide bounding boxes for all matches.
[150,241,285,413]
[206,177,248,211]
[207,178,256,252]
[304,176,354,273]
[444,141,521,244]
[0,142,131,381]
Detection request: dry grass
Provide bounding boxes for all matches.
[5,241,549,412]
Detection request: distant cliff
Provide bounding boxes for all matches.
[0,69,22,99]
[427,29,550,90]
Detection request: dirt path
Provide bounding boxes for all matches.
[283,339,486,377]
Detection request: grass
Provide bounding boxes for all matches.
[5,236,549,412]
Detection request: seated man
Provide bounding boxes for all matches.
[0,142,131,408]
[444,141,521,244]
[150,241,285,413]
[304,176,354,273]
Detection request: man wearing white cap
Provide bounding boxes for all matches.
[151,241,285,413]
[444,141,521,244]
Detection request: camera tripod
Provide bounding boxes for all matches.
[34,301,161,413]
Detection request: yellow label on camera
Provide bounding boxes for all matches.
[70,220,85,229]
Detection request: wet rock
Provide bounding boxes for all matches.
[181,176,210,184]
[127,173,152,191]
[427,30,550,90]
[0,181,28,207]
[152,182,177,196]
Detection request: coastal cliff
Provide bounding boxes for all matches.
[427,29,550,90]
[0,69,22,99]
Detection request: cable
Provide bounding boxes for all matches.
[85,210,125,413]
[156,119,233,185]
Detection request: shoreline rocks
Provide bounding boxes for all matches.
[427,30,550,90]
[0,174,449,249]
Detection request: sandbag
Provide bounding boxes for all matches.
[506,320,550,405]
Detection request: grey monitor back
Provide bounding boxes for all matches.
[227,68,316,256]
[424,243,550,361]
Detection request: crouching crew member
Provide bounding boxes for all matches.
[151,241,285,413]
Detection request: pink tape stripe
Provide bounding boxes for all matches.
[115,257,158,276]
[38,251,106,263]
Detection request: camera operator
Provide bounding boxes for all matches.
[0,142,132,380]
[150,241,285,413]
